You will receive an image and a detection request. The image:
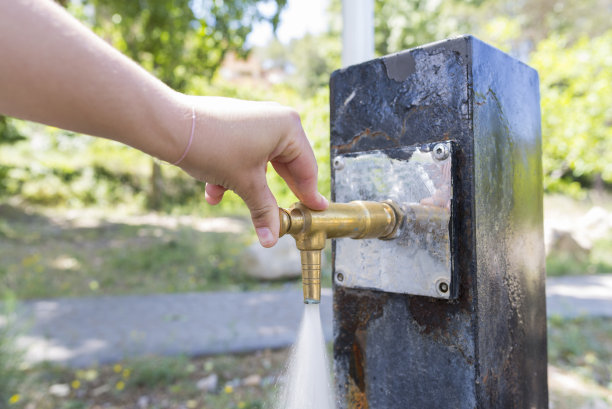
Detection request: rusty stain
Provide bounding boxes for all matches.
[351,342,366,390]
[398,105,426,139]
[347,383,369,409]
[332,128,400,154]
[334,287,388,408]
[347,331,369,409]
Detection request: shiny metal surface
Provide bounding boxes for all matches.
[279,201,403,303]
[333,143,454,299]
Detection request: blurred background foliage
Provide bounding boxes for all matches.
[0,0,610,211]
[0,2,611,407]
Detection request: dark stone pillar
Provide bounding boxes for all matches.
[330,36,547,409]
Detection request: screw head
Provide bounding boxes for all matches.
[432,143,450,161]
[336,272,344,282]
[438,281,449,293]
[333,157,345,170]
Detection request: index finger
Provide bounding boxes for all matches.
[272,134,328,210]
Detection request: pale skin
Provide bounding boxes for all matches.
[0,0,329,247]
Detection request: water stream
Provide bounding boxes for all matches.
[274,303,336,409]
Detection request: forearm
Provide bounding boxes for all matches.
[0,0,328,245]
[0,0,188,162]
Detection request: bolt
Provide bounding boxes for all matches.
[432,143,449,161]
[336,272,344,282]
[333,157,345,170]
[438,281,449,293]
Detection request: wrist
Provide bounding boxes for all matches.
[156,91,193,164]
[133,88,192,164]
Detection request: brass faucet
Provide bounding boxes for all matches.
[279,201,404,304]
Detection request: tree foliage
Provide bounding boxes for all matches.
[531,30,612,194]
[68,0,288,209]
[0,117,25,146]
[2,0,611,209]
[80,0,287,90]
[373,0,486,55]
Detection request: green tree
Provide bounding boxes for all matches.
[509,0,611,45]
[82,0,288,90]
[70,0,287,209]
[530,30,612,195]
[374,0,487,55]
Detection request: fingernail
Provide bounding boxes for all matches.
[256,227,275,247]
[319,193,329,207]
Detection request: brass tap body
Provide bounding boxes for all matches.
[279,201,403,304]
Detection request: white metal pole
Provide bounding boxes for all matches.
[342,0,374,67]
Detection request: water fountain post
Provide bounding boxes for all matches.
[330,36,548,409]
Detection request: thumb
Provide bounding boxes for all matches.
[239,177,280,248]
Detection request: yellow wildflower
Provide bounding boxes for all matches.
[238,401,247,409]
[224,385,233,394]
[71,380,81,389]
[116,381,125,391]
[9,394,20,404]
[84,369,98,381]
[113,364,122,373]
[122,368,131,379]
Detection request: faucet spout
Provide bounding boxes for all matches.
[279,200,403,304]
[300,250,322,304]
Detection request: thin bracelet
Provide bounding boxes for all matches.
[172,106,196,165]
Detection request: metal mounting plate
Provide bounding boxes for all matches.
[333,142,455,299]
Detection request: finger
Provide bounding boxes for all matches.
[272,148,328,210]
[237,175,279,248]
[205,183,227,205]
[267,112,328,210]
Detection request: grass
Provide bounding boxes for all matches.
[548,317,612,409]
[0,293,25,406]
[0,204,301,299]
[0,195,610,407]
[2,317,611,408]
[546,237,612,276]
[1,193,610,300]
[548,316,612,389]
[10,349,288,409]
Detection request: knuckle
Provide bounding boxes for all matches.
[249,203,274,223]
[286,108,302,129]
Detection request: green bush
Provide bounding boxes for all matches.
[531,31,612,196]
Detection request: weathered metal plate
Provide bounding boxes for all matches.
[333,142,454,299]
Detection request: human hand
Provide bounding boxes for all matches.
[0,0,325,245]
[173,95,329,247]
